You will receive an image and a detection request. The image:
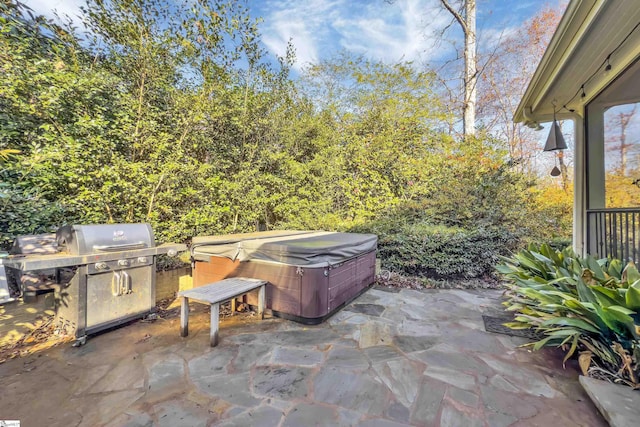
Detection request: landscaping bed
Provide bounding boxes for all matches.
[498,244,640,390]
[374,271,503,290]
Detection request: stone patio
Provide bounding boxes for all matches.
[0,287,606,426]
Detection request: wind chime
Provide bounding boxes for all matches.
[544,103,567,176]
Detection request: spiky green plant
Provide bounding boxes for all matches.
[497,244,640,388]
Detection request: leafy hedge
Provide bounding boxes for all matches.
[351,218,519,279]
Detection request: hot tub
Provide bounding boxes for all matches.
[191,231,377,324]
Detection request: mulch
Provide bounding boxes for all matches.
[0,316,72,364]
[374,271,503,290]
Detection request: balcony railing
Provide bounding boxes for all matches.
[587,208,640,262]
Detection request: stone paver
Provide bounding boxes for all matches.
[580,375,640,427]
[216,405,284,427]
[0,288,607,426]
[372,358,422,407]
[270,346,324,366]
[313,367,389,416]
[253,366,311,399]
[411,378,447,425]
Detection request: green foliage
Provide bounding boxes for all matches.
[0,0,572,285]
[380,224,517,279]
[351,202,520,279]
[0,0,294,246]
[0,183,66,248]
[347,130,548,280]
[498,245,640,387]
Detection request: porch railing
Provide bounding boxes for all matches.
[587,208,640,262]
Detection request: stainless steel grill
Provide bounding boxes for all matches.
[3,223,186,345]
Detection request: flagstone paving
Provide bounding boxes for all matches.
[0,287,606,426]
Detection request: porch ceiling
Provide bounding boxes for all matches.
[514,0,640,126]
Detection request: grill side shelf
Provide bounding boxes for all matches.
[2,243,187,271]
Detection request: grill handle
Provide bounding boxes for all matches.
[121,271,132,294]
[112,272,121,296]
[93,241,147,252]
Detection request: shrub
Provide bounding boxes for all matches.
[497,244,640,387]
[352,217,519,279]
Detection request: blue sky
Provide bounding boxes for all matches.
[29,0,560,71]
[256,0,548,69]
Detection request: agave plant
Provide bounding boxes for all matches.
[497,243,640,388]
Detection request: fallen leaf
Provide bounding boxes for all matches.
[578,351,592,376]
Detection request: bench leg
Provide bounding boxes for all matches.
[180,296,189,337]
[258,285,265,320]
[230,298,236,315]
[210,302,220,347]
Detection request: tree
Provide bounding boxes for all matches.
[0,0,77,245]
[439,0,477,138]
[478,6,563,174]
[606,104,637,176]
[294,53,450,225]
[603,103,639,209]
[0,0,296,245]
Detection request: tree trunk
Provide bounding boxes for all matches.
[463,0,476,137]
[618,106,636,176]
[440,0,477,138]
[557,150,569,192]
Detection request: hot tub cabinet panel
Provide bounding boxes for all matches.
[191,231,377,324]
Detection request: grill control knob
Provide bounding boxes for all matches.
[95,262,108,271]
[137,257,148,263]
[117,259,129,267]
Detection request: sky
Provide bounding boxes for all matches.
[257,0,546,69]
[27,0,555,72]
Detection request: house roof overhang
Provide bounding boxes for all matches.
[514,0,640,127]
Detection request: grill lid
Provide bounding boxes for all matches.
[10,233,59,255]
[57,223,155,255]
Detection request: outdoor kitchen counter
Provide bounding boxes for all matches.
[2,243,187,271]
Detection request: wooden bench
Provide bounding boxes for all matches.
[178,277,267,347]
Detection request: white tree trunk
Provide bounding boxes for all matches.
[440,0,477,137]
[463,0,476,137]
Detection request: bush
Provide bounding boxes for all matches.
[352,216,519,279]
[546,236,573,252]
[0,185,67,250]
[497,244,640,388]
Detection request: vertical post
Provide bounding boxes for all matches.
[573,114,587,256]
[634,211,637,263]
[180,296,189,337]
[625,212,630,262]
[258,284,265,320]
[230,298,236,315]
[210,303,220,347]
[585,105,606,256]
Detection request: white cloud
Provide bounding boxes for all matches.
[333,0,444,63]
[27,0,85,23]
[260,0,451,70]
[478,25,518,52]
[261,0,339,68]
[25,0,527,72]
